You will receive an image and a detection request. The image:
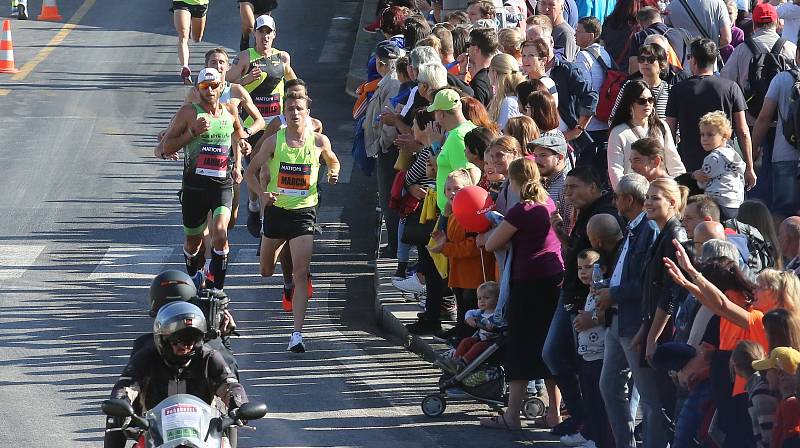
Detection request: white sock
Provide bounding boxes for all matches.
[248,199,260,213]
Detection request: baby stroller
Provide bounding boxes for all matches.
[420,331,547,420]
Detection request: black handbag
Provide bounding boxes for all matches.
[401,207,436,246]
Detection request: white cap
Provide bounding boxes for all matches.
[197,68,222,84]
[255,15,276,31]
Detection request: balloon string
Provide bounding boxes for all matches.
[479,250,486,283]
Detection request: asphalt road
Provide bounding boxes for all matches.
[0,1,552,446]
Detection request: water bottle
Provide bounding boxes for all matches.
[592,263,604,291]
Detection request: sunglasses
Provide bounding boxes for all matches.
[635,97,655,105]
[198,81,221,90]
[638,56,657,64]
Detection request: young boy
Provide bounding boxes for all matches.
[692,111,745,220]
[733,340,777,448]
[436,281,499,373]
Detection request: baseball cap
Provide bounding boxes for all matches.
[528,130,568,156]
[426,89,461,112]
[196,68,222,84]
[752,346,800,373]
[375,40,403,60]
[255,15,276,31]
[752,2,778,25]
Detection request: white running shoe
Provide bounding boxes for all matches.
[287,331,305,353]
[559,432,595,447]
[392,275,425,295]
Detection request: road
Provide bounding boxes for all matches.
[0,1,550,446]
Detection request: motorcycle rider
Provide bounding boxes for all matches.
[104,300,247,448]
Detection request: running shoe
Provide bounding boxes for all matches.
[287,331,305,353]
[363,18,380,33]
[392,275,425,295]
[246,208,261,238]
[17,3,27,20]
[559,432,595,448]
[181,66,192,85]
[281,286,293,312]
[307,274,313,298]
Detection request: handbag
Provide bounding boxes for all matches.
[401,206,436,246]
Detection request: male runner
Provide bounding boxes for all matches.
[170,0,210,84]
[238,0,279,51]
[159,68,250,291]
[244,92,340,353]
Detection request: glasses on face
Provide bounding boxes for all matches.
[198,81,220,90]
[635,96,655,106]
[638,56,657,64]
[169,333,201,347]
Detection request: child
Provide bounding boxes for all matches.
[752,346,800,448]
[429,169,495,342]
[567,248,610,447]
[692,111,745,220]
[733,340,777,448]
[437,281,500,373]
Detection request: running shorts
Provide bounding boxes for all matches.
[262,205,316,240]
[238,0,278,15]
[179,186,234,235]
[171,1,208,18]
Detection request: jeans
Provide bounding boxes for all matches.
[543,291,584,423]
[673,379,712,448]
[396,218,411,263]
[772,161,800,218]
[600,316,668,448]
[376,147,399,256]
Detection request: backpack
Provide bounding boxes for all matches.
[744,37,793,117]
[662,26,693,70]
[780,69,800,149]
[723,218,775,274]
[585,47,628,122]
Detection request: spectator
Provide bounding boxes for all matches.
[519,39,559,102]
[607,80,682,189]
[436,281,500,373]
[751,46,800,222]
[753,347,800,448]
[482,157,564,431]
[447,10,471,28]
[778,0,800,46]
[525,14,554,42]
[611,44,674,124]
[498,27,524,65]
[763,308,800,350]
[467,27,500,106]
[723,0,746,61]
[416,35,442,58]
[721,2,796,122]
[643,35,692,85]
[503,115,541,151]
[379,6,409,44]
[666,38,756,187]
[431,25,460,75]
[530,131,574,237]
[738,199,784,270]
[628,6,693,74]
[416,62,449,103]
[601,0,644,73]
[629,137,685,182]
[780,216,800,273]
[461,96,499,133]
[595,173,660,448]
[526,90,560,135]
[683,194,721,240]
[576,0,615,24]
[664,0,732,49]
[487,54,526,128]
[403,14,432,51]
[732,340,778,448]
[537,0,578,61]
[692,111,746,220]
[464,126,497,189]
[466,0,495,24]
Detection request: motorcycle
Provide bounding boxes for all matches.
[102,394,267,448]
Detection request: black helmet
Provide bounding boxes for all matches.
[149,270,197,317]
[153,301,207,368]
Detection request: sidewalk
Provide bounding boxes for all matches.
[346,0,381,97]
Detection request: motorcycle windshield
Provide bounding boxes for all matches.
[147,394,216,448]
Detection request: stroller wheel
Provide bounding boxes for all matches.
[421,394,446,417]
[522,397,546,420]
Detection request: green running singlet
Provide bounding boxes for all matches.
[183,103,235,189]
[267,127,320,210]
[242,47,285,127]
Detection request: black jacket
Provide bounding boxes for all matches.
[641,216,687,322]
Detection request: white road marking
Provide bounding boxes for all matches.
[88,246,174,280]
[0,244,46,279]
[317,3,360,64]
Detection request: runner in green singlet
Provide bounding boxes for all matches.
[170,0,210,84]
[159,68,251,291]
[244,92,340,353]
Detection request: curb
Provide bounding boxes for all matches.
[345,0,381,98]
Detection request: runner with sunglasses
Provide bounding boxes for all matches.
[159,68,251,292]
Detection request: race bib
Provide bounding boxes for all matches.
[253,93,281,118]
[195,144,230,178]
[277,162,311,197]
[161,404,201,442]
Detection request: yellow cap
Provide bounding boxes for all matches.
[752,346,800,374]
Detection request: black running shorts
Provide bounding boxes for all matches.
[262,205,316,240]
[171,1,208,18]
[179,186,234,235]
[238,0,278,15]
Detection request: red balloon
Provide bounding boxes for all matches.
[452,186,494,233]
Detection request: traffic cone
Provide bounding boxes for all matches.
[0,20,18,74]
[38,0,62,21]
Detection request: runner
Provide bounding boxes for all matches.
[158,68,251,292]
[238,0,279,51]
[244,91,340,353]
[171,0,209,84]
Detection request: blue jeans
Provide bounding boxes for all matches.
[542,292,576,376]
[772,161,800,218]
[673,379,712,448]
[396,218,411,264]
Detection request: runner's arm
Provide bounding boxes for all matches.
[226,51,250,83]
[245,135,277,197]
[228,105,247,181]
[162,106,197,156]
[281,51,297,80]
[318,134,340,184]
[233,84,266,134]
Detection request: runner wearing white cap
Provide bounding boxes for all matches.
[238,0,278,51]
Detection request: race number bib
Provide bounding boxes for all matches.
[161,404,201,442]
[253,93,281,118]
[195,144,230,178]
[277,162,311,197]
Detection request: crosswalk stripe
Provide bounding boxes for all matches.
[88,246,175,280]
[0,244,46,280]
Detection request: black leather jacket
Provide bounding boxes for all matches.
[641,216,688,322]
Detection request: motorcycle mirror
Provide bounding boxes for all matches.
[234,402,268,420]
[101,399,136,418]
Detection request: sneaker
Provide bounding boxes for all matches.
[246,209,261,238]
[363,18,380,33]
[307,274,313,299]
[392,275,425,295]
[17,3,27,20]
[287,332,305,353]
[181,66,192,85]
[434,355,465,374]
[551,417,578,436]
[560,432,591,447]
[281,286,293,312]
[405,317,441,335]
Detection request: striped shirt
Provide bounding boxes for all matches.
[608,79,670,126]
[404,146,436,189]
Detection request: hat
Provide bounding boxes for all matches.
[752,347,800,373]
[255,14,276,31]
[426,89,461,112]
[752,2,778,25]
[196,68,222,84]
[652,342,697,372]
[528,130,568,156]
[375,40,403,60]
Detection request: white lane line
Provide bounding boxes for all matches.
[317,2,360,64]
[0,245,46,280]
[89,246,174,280]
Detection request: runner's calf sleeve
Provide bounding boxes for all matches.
[184,248,203,276]
[210,248,229,289]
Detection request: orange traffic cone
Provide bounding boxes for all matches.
[0,20,18,74]
[38,0,63,21]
